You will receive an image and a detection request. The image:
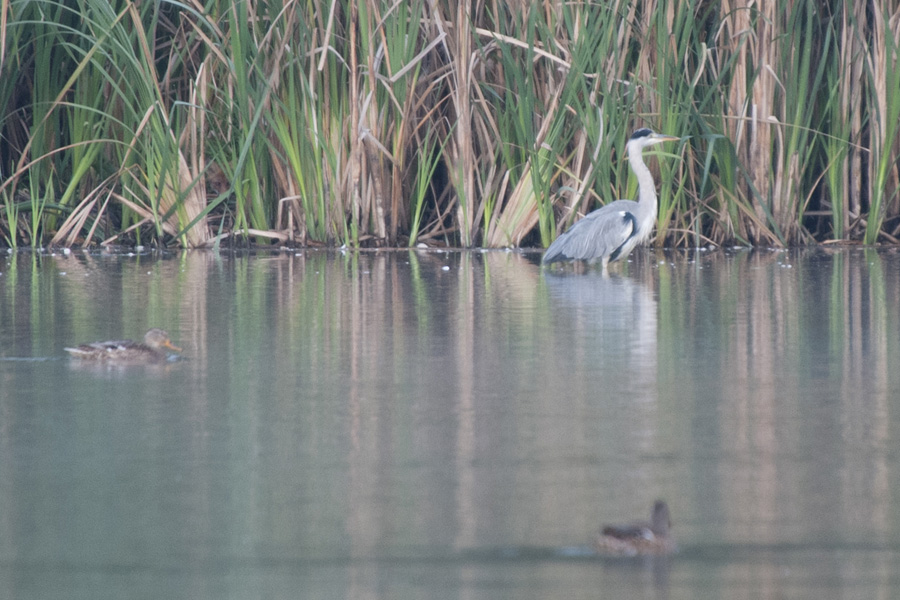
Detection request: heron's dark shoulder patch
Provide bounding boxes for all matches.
[608,211,637,262]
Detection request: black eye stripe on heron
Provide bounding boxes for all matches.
[542,128,680,271]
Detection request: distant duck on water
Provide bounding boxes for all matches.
[65,328,182,363]
[593,500,676,556]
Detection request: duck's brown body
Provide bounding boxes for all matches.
[65,328,181,362]
[593,500,676,556]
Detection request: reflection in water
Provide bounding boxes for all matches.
[0,247,899,599]
[543,269,657,369]
[656,248,899,597]
[542,268,664,512]
[65,358,184,380]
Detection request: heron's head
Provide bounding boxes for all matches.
[627,128,681,151]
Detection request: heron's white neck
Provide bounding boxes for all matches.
[628,142,659,226]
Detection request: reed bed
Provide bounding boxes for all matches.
[0,0,898,249]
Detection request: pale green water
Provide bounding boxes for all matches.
[1,247,899,599]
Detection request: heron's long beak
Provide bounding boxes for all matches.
[652,133,682,142]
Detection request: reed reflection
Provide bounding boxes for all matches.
[659,248,898,556]
[2,248,900,600]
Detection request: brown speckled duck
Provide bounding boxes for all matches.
[65,328,182,363]
[594,500,676,556]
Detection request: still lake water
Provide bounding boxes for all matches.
[1,246,899,599]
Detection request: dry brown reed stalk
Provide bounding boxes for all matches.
[633,0,657,103]
[839,1,867,234]
[362,3,388,242]
[722,0,778,243]
[888,7,900,237]
[865,0,900,240]
[449,2,477,247]
[348,0,363,241]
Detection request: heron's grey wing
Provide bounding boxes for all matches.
[543,205,635,263]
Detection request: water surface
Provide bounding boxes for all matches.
[1,247,899,599]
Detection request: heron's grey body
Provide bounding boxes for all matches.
[542,129,679,269]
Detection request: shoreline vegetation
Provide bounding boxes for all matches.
[1,0,898,250]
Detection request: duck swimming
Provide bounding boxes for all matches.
[65,328,182,363]
[593,500,676,556]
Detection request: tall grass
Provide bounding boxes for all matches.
[1,0,899,249]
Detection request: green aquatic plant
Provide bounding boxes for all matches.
[1,0,899,249]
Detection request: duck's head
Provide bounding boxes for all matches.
[144,328,182,353]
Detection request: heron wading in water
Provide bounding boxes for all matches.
[542,128,680,270]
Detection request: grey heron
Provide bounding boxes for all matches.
[542,128,680,270]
